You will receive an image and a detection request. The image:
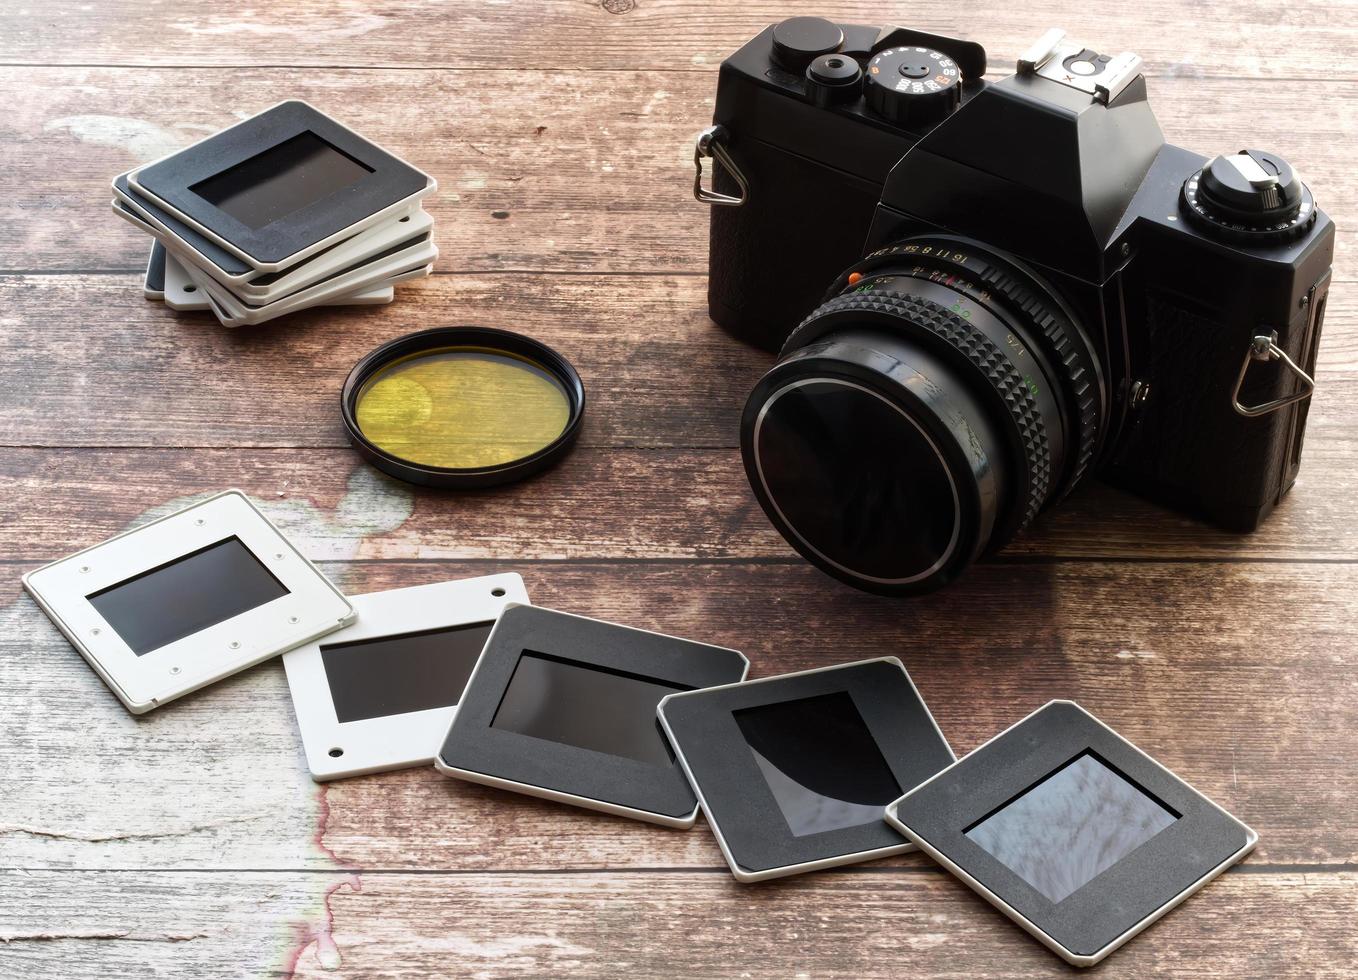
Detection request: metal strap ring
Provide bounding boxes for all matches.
[693,125,748,206]
[1231,332,1316,418]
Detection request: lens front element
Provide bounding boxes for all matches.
[754,378,960,585]
[742,329,1011,595]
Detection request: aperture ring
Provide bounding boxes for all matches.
[796,291,1050,527]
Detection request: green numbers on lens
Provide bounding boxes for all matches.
[951,301,972,319]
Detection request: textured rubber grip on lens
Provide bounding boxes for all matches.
[801,291,1051,528]
[974,263,1099,496]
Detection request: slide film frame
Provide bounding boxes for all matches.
[284,573,529,781]
[436,604,749,828]
[23,490,353,714]
[659,658,955,881]
[884,700,1258,967]
[126,99,434,269]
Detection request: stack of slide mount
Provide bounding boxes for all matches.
[112,100,437,327]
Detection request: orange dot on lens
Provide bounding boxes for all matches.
[847,272,863,285]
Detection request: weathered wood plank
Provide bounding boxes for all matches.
[1,272,1354,450]
[1,870,1352,979]
[3,557,1355,870]
[0,273,770,450]
[0,68,1353,277]
[304,870,1358,980]
[4,445,1358,568]
[0,0,1354,80]
[2,4,1354,979]
[208,557,1358,872]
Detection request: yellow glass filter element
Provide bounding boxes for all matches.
[354,347,572,469]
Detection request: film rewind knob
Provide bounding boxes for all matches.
[771,16,844,73]
[1181,149,1316,243]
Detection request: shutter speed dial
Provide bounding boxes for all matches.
[864,46,962,126]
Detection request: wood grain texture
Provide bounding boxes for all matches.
[5,558,1354,871]
[2,870,1354,979]
[2,272,1357,449]
[0,0,1355,80]
[2,1,1355,978]
[0,68,1354,277]
[4,444,1358,568]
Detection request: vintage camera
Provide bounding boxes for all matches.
[695,19,1335,595]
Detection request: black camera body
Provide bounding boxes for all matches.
[701,19,1334,594]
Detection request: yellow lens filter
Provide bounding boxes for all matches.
[342,327,585,487]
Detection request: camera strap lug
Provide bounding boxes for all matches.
[693,125,748,207]
[1231,331,1316,418]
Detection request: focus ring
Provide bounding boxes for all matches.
[972,263,1099,495]
[797,291,1050,527]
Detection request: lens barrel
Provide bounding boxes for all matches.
[741,237,1103,594]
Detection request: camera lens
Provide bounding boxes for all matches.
[750,340,1003,586]
[741,238,1104,594]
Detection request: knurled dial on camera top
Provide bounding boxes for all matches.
[864,46,962,126]
[1181,149,1316,243]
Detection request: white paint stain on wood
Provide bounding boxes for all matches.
[638,90,670,115]
[169,8,388,39]
[43,115,187,162]
[1,468,413,973]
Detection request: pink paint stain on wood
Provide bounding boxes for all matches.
[281,782,363,975]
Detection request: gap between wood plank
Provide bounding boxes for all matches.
[3,555,1357,568]
[0,863,1347,875]
[0,63,1346,84]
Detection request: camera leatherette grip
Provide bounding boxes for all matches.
[705,138,885,352]
[1105,289,1319,530]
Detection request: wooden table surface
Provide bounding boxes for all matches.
[2,2,1355,977]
